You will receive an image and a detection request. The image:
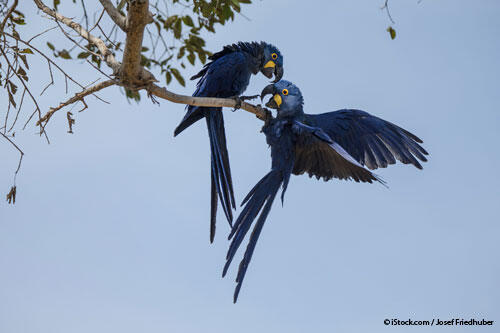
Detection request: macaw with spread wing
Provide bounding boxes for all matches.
[174,42,284,243]
[223,80,428,302]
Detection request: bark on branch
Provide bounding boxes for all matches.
[147,84,268,120]
[36,80,116,127]
[98,0,127,31]
[0,0,19,34]
[31,0,267,126]
[33,0,121,73]
[120,0,155,85]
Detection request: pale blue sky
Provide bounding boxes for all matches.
[1,1,499,332]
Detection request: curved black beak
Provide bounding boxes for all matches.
[260,83,280,109]
[260,65,284,82]
[273,66,283,83]
[260,83,276,101]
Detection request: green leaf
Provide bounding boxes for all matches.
[173,19,182,39]
[222,5,232,20]
[187,53,196,65]
[164,15,178,29]
[170,68,185,86]
[230,0,241,11]
[177,46,185,59]
[19,48,33,54]
[125,88,141,102]
[17,67,28,81]
[117,0,126,11]
[77,52,90,59]
[19,54,29,69]
[182,16,194,27]
[387,26,396,40]
[47,42,55,51]
[9,81,18,95]
[198,51,206,64]
[11,17,26,25]
[58,49,72,59]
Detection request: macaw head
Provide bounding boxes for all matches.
[260,80,304,117]
[260,43,284,83]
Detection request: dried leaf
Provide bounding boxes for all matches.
[387,26,396,40]
[6,186,16,204]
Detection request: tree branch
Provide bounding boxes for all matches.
[3,31,87,90]
[33,0,121,73]
[147,84,268,121]
[120,0,154,85]
[36,79,115,127]
[31,0,266,124]
[1,131,24,204]
[0,0,18,35]
[0,42,47,140]
[381,0,395,24]
[98,0,127,31]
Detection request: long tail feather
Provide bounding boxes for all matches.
[175,105,236,240]
[207,117,233,224]
[174,105,205,137]
[233,185,279,303]
[206,111,235,226]
[210,173,217,243]
[222,170,283,302]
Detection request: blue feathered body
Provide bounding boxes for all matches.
[174,43,263,242]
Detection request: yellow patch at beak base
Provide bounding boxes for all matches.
[264,60,276,68]
[273,94,282,107]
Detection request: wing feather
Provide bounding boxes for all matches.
[304,109,428,170]
[292,132,381,183]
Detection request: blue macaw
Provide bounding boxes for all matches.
[174,42,284,243]
[223,80,428,302]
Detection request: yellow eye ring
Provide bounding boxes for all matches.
[271,53,278,60]
[282,89,288,96]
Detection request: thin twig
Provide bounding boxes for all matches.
[40,60,54,95]
[7,87,25,132]
[36,79,115,127]
[0,43,48,142]
[88,8,105,33]
[98,0,127,31]
[0,131,24,183]
[0,0,18,34]
[381,0,395,24]
[27,26,57,43]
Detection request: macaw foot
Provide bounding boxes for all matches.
[259,107,273,131]
[231,95,260,111]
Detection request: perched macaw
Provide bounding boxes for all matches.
[174,42,284,243]
[223,80,428,302]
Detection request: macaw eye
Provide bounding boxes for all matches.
[282,89,288,95]
[271,53,278,60]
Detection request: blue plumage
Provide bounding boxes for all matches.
[174,42,284,243]
[224,80,428,302]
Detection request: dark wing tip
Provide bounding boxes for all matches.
[222,260,231,278]
[233,283,242,303]
[210,229,215,244]
[173,126,181,137]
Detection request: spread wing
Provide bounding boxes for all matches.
[304,109,428,170]
[291,121,382,183]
